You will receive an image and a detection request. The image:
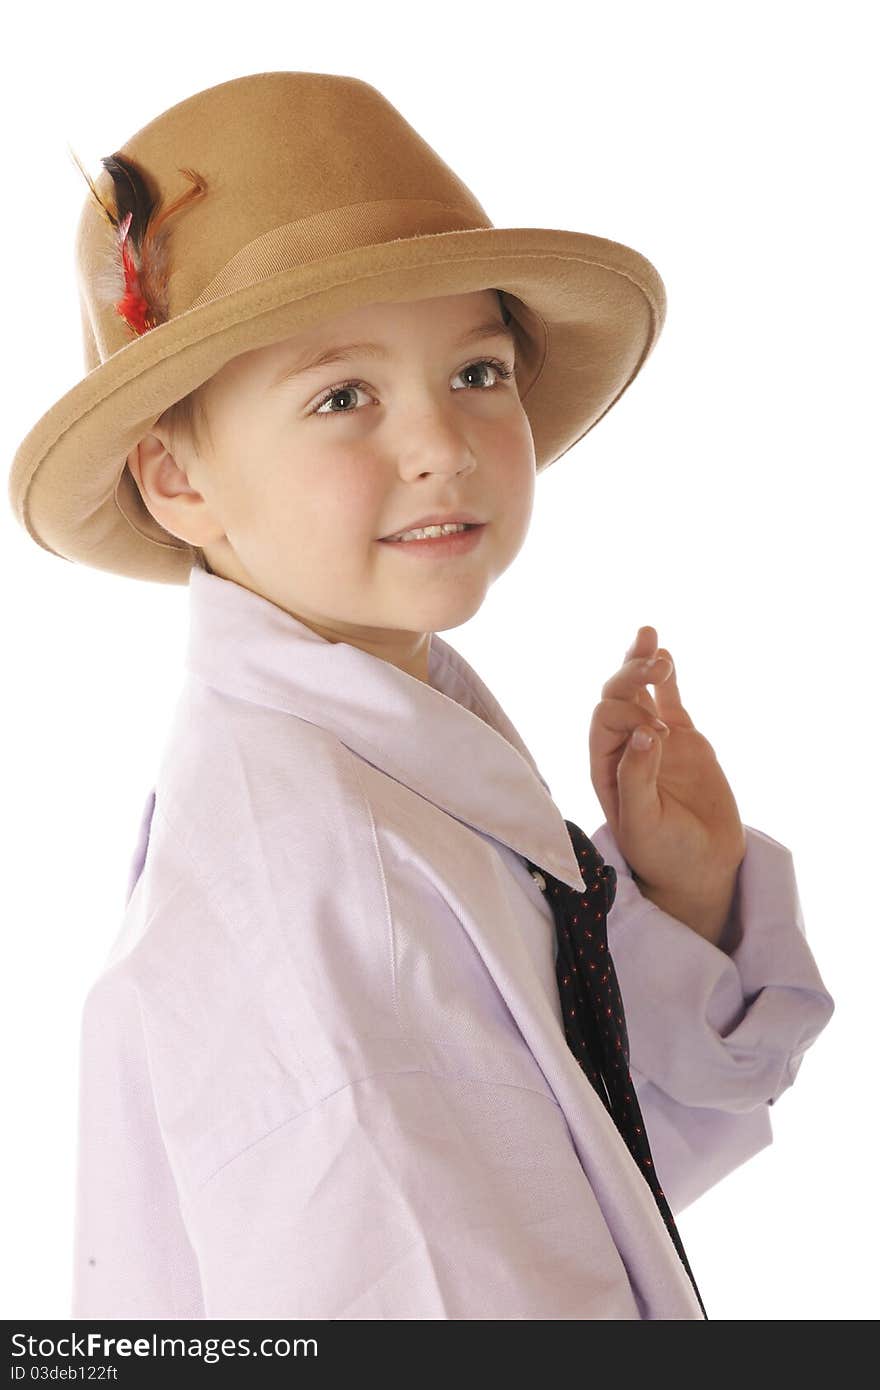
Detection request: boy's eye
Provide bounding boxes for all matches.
[309,357,515,419]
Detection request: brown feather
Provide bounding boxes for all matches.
[66,143,117,228]
[68,145,208,334]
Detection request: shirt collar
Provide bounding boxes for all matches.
[183,567,587,890]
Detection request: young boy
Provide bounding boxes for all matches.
[9,71,834,1321]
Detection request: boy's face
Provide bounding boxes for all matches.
[128,289,536,682]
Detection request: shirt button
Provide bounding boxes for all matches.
[530,868,547,892]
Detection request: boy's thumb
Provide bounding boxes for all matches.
[619,725,662,794]
[631,726,658,755]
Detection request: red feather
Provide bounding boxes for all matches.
[67,143,207,337]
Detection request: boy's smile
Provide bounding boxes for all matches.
[376,520,487,555]
[125,288,536,683]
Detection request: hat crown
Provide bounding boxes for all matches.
[76,72,494,369]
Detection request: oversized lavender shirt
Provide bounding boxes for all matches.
[72,568,835,1320]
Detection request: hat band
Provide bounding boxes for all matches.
[188,199,489,310]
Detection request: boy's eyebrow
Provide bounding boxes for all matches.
[267,317,515,391]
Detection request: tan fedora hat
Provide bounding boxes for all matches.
[8,70,667,585]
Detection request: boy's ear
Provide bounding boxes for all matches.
[125,433,171,499]
[122,433,213,553]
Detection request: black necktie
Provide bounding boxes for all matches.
[526,818,708,1319]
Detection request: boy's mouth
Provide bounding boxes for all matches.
[378,510,486,541]
[381,522,482,543]
[377,522,487,556]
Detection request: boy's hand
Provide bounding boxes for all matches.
[588,626,747,944]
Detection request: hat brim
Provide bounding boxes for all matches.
[9,224,665,584]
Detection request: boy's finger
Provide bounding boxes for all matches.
[601,652,672,702]
[650,650,695,728]
[624,625,658,662]
[590,697,670,745]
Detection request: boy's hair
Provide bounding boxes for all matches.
[155,383,212,460]
[143,288,513,575]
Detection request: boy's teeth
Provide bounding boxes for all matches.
[393,522,470,541]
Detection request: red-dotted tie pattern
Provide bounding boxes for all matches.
[527,818,708,1319]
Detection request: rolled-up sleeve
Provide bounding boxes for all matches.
[588,822,836,1212]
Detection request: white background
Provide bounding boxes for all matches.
[2,0,875,1321]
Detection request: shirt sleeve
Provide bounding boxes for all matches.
[71,970,206,1319]
[587,821,836,1215]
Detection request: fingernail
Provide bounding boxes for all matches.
[632,729,653,750]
